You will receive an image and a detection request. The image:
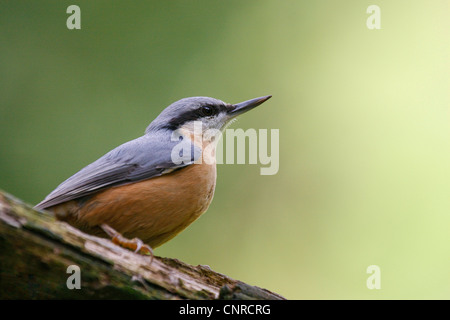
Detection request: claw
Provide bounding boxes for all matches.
[138,244,154,264]
[100,224,154,264]
[132,238,144,253]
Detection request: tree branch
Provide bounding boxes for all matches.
[0,190,284,300]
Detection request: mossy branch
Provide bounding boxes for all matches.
[0,190,284,300]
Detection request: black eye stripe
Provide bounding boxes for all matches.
[163,104,227,130]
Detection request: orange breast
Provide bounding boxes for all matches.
[50,162,217,248]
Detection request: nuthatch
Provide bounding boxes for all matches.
[36,95,272,255]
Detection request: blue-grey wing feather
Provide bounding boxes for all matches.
[35,133,200,209]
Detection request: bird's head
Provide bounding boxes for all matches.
[146,95,272,137]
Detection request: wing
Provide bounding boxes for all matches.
[35,132,201,209]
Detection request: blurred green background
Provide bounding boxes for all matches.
[1,1,449,299]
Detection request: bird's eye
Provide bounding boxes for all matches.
[200,105,215,117]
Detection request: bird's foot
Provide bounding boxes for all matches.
[100,224,153,263]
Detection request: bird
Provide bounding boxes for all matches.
[35,95,272,256]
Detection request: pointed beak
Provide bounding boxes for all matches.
[228,95,272,117]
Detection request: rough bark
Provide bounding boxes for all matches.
[0,190,284,300]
